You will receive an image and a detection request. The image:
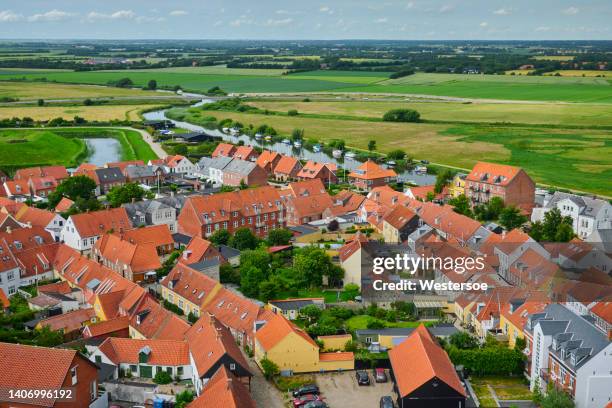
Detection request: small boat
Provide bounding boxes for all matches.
[345,151,357,159]
[282,138,291,144]
[159,129,172,135]
[312,144,322,153]
[386,160,396,167]
[230,127,240,135]
[222,127,230,133]
[332,149,343,159]
[415,165,427,174]
[293,140,302,148]
[254,133,262,140]
[264,135,272,142]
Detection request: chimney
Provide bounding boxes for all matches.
[5,226,11,234]
[26,221,32,228]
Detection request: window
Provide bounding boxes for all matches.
[95,355,102,364]
[90,379,97,401]
[229,363,236,371]
[8,286,16,295]
[70,366,78,385]
[177,366,184,376]
[129,364,137,374]
[7,271,14,280]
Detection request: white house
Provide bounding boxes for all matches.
[532,192,612,239]
[196,156,233,185]
[150,155,197,177]
[60,208,131,254]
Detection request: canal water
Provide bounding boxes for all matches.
[143,100,436,186]
[85,138,122,167]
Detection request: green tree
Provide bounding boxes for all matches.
[555,222,575,242]
[209,229,231,246]
[258,279,281,302]
[220,263,240,284]
[34,326,64,347]
[147,79,157,90]
[48,175,97,208]
[540,387,575,408]
[449,331,479,349]
[240,248,271,274]
[529,208,575,242]
[261,358,280,379]
[153,370,173,384]
[291,128,304,141]
[37,99,44,106]
[368,140,376,152]
[267,228,293,246]
[434,169,453,194]
[344,283,360,300]
[287,109,299,116]
[386,149,406,160]
[382,108,420,123]
[300,304,323,323]
[293,246,344,288]
[173,144,188,155]
[106,183,146,207]
[83,98,93,106]
[240,266,265,298]
[229,227,260,250]
[175,390,194,408]
[499,206,527,230]
[448,194,473,217]
[111,77,133,88]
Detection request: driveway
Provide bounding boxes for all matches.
[246,357,286,408]
[316,370,395,408]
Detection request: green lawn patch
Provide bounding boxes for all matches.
[345,315,432,331]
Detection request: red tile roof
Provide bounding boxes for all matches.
[107,160,145,172]
[37,308,96,333]
[14,165,68,181]
[466,161,523,186]
[55,197,75,213]
[4,179,30,196]
[212,143,236,158]
[0,197,26,214]
[256,150,281,170]
[389,324,465,398]
[129,295,190,340]
[349,160,396,180]
[590,296,612,326]
[382,205,417,230]
[83,316,129,338]
[160,263,220,307]
[297,161,335,179]
[273,155,302,175]
[255,312,318,351]
[120,224,173,248]
[70,207,131,238]
[0,288,8,309]
[15,206,56,228]
[233,146,257,161]
[99,337,190,366]
[95,233,161,273]
[187,366,256,408]
[179,236,220,265]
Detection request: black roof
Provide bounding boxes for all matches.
[172,232,192,246]
[95,167,126,183]
[188,258,221,271]
[219,244,241,259]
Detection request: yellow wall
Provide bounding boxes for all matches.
[161,283,221,315]
[382,221,400,244]
[129,326,146,339]
[448,175,466,198]
[92,296,111,321]
[318,358,354,371]
[378,335,408,349]
[500,314,524,348]
[341,247,362,289]
[255,332,320,373]
[318,334,352,351]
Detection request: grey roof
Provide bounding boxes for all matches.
[156,195,187,211]
[219,244,240,259]
[172,232,192,246]
[95,167,125,183]
[547,191,609,218]
[188,258,221,271]
[125,165,155,179]
[180,131,219,142]
[586,228,612,253]
[532,303,609,369]
[198,156,233,172]
[123,199,175,224]
[289,225,319,236]
[269,299,320,311]
[223,158,257,176]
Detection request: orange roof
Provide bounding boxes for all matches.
[29,176,59,193]
[99,337,190,366]
[204,287,265,342]
[273,155,301,175]
[55,197,75,213]
[233,146,257,160]
[0,197,26,214]
[14,165,68,181]
[0,225,54,250]
[107,160,144,172]
[70,207,131,238]
[4,179,29,196]
[389,324,465,398]
[37,281,72,295]
[165,155,186,167]
[187,366,256,408]
[0,343,89,406]
[212,143,236,158]
[0,288,8,309]
[383,205,417,230]
[501,300,548,332]
[349,160,397,180]
[466,161,523,186]
[185,315,251,378]
[296,161,334,179]
[331,190,366,215]
[255,312,318,351]
[338,232,368,262]
[73,167,100,184]
[129,295,191,340]
[590,297,612,325]
[508,249,558,287]
[319,351,354,361]
[37,308,96,333]
[120,224,173,248]
[97,290,127,319]
[160,263,220,307]
[83,316,129,338]
[95,233,161,273]
[15,206,56,228]
[179,236,220,265]
[406,185,445,201]
[256,150,281,169]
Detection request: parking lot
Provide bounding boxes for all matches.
[315,370,396,408]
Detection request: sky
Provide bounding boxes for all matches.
[0,0,610,40]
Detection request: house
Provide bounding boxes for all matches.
[179,236,223,279]
[338,233,369,289]
[185,315,252,395]
[124,165,158,186]
[527,304,612,408]
[448,173,467,198]
[3,179,31,201]
[55,197,75,213]
[273,155,302,181]
[123,198,178,232]
[254,312,354,374]
[93,233,162,283]
[119,224,174,257]
[160,263,221,318]
[531,191,612,239]
[329,190,366,221]
[499,297,548,348]
[355,325,459,351]
[14,165,69,182]
[36,308,97,340]
[233,145,258,162]
[28,290,79,314]
[296,161,337,185]
[197,156,233,184]
[268,298,324,320]
[82,316,130,340]
[187,366,256,408]
[28,176,59,199]
[281,179,334,226]
[60,207,131,253]
[128,294,191,340]
[348,160,397,191]
[0,342,101,408]
[15,205,65,240]
[106,160,145,172]
[178,186,284,239]
[222,158,269,187]
[95,167,126,195]
[381,205,419,243]
[178,131,219,143]
[389,325,466,408]
[219,245,241,266]
[92,337,192,381]
[465,162,535,213]
[212,142,237,158]
[506,249,558,289]
[404,184,447,202]
[256,150,282,174]
[149,155,196,177]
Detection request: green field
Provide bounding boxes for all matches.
[0,128,157,171]
[3,68,610,103]
[0,80,156,100]
[178,108,612,195]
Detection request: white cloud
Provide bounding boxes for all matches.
[480,21,488,27]
[0,10,23,22]
[27,9,75,22]
[562,6,579,15]
[319,6,334,14]
[87,10,136,21]
[535,26,551,32]
[264,17,293,27]
[136,15,166,23]
[169,10,187,17]
[375,17,388,23]
[439,4,455,13]
[493,8,511,15]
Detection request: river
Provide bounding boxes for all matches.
[84,138,123,167]
[143,99,436,186]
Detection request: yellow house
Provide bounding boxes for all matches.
[318,334,352,351]
[160,263,221,317]
[499,301,547,348]
[448,173,467,198]
[255,313,354,374]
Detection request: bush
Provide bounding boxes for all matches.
[287,109,299,116]
[153,370,173,384]
[261,358,280,379]
[382,108,420,123]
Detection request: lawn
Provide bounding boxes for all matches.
[274,289,352,303]
[0,104,166,121]
[0,127,157,171]
[246,99,612,126]
[470,376,532,403]
[0,80,154,100]
[345,315,433,331]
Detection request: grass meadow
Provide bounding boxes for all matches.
[0,80,153,100]
[0,104,165,121]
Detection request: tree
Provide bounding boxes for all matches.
[327,219,339,232]
[499,206,527,230]
[173,144,188,155]
[344,283,360,300]
[239,179,248,190]
[267,228,293,246]
[260,358,279,380]
[229,227,260,250]
[175,390,194,408]
[293,246,344,288]
[434,169,453,194]
[153,370,173,384]
[83,98,93,106]
[106,183,146,207]
[386,149,406,160]
[474,196,505,221]
[48,175,97,208]
[540,387,575,408]
[300,304,323,323]
[368,140,377,152]
[287,109,298,116]
[291,128,304,141]
[382,108,420,123]
[220,263,240,284]
[34,326,64,347]
[240,249,271,274]
[37,99,44,106]
[240,266,265,298]
[529,208,574,242]
[147,79,157,90]
[110,77,134,88]
[210,229,231,246]
[258,279,281,302]
[555,222,575,242]
[448,194,473,217]
[449,331,479,349]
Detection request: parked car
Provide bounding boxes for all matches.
[380,396,394,408]
[356,370,370,385]
[293,394,320,407]
[303,401,328,408]
[293,384,320,397]
[374,368,388,383]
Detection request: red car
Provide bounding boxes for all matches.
[293,394,321,407]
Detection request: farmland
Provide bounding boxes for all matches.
[0,128,157,171]
[183,108,612,195]
[0,80,155,100]
[2,68,610,103]
[0,104,165,121]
